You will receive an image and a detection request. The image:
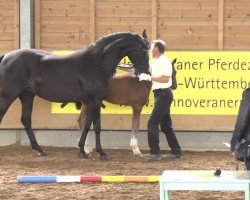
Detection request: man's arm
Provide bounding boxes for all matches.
[151,75,170,83]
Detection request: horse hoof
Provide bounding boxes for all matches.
[100,155,109,161]
[133,151,142,156]
[78,152,88,159]
[38,151,46,157]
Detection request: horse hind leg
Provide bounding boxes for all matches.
[78,104,93,155]
[130,107,142,155]
[80,102,108,160]
[92,106,108,160]
[78,102,95,159]
[19,91,46,156]
[0,97,14,124]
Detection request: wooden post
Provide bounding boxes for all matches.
[35,0,41,49]
[90,0,96,44]
[152,0,157,40]
[14,0,20,49]
[218,0,224,50]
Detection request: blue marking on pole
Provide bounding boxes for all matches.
[17,176,57,183]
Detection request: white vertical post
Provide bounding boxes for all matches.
[20,0,34,49]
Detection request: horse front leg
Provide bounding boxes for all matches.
[93,106,108,160]
[19,91,46,156]
[130,107,142,155]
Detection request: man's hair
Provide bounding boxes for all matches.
[151,39,166,53]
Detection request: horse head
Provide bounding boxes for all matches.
[123,30,150,76]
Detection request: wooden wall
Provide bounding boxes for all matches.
[1,0,249,131]
[0,0,19,54]
[224,0,250,49]
[35,0,250,51]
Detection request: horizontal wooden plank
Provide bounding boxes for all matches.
[97,0,150,2]
[225,18,250,26]
[41,24,89,33]
[0,32,14,40]
[224,44,250,50]
[0,40,14,50]
[96,2,152,17]
[95,27,152,38]
[96,17,151,25]
[224,0,250,17]
[36,47,80,52]
[158,1,218,18]
[224,26,250,36]
[158,1,218,8]
[40,43,89,49]
[41,0,90,17]
[158,0,218,1]
[96,27,151,34]
[158,25,217,36]
[95,17,151,34]
[157,17,218,26]
[0,1,15,14]
[41,16,90,25]
[225,0,250,8]
[224,34,250,50]
[0,49,14,54]
[225,10,250,18]
[0,15,15,24]
[158,34,218,50]
[40,33,90,49]
[0,25,14,33]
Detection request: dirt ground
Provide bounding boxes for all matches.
[0,144,247,200]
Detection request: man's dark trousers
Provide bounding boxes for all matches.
[147,88,181,155]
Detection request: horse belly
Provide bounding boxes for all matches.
[105,78,148,106]
[34,79,83,103]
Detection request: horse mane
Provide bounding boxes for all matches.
[0,55,5,63]
[89,32,139,51]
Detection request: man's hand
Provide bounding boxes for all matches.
[139,73,151,81]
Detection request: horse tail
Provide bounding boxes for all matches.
[0,55,5,63]
[171,58,178,90]
[172,58,177,75]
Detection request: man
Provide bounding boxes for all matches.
[230,87,250,170]
[138,40,182,160]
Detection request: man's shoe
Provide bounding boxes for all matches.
[140,153,161,160]
[161,154,182,160]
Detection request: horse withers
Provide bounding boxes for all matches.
[78,58,178,157]
[0,30,150,159]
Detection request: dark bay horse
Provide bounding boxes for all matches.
[0,31,150,158]
[77,59,177,156]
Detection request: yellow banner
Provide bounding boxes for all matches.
[51,51,250,115]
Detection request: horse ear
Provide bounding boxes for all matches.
[172,58,177,65]
[142,29,147,39]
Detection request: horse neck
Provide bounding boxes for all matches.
[88,34,139,77]
[103,54,122,75]
[96,47,125,78]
